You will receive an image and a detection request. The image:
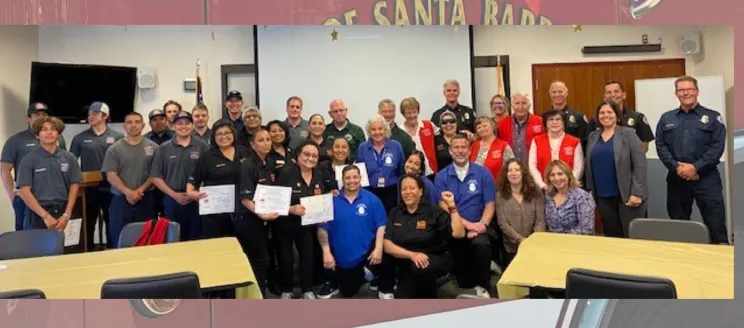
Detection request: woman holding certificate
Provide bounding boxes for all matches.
[186,121,252,239]
[274,139,334,299]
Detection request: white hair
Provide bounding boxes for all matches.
[443,79,460,88]
[365,114,392,138]
[511,92,532,105]
[242,105,261,119]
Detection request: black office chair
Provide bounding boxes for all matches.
[565,268,677,299]
[0,230,65,260]
[100,271,202,299]
[117,221,181,248]
[0,289,47,299]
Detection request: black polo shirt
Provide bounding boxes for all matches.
[145,130,174,145]
[430,103,476,133]
[238,153,278,204]
[434,134,453,170]
[384,202,452,254]
[588,107,655,143]
[317,159,353,191]
[274,164,333,229]
[188,145,252,213]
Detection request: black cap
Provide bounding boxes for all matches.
[27,102,50,117]
[148,109,166,121]
[226,90,243,101]
[172,111,193,124]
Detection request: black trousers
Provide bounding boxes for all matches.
[666,172,728,244]
[324,246,392,297]
[265,222,280,294]
[451,233,492,289]
[595,195,648,238]
[382,252,451,299]
[233,213,270,293]
[367,185,398,216]
[201,213,236,239]
[275,225,315,293]
[83,187,114,249]
[503,251,517,270]
[27,203,66,230]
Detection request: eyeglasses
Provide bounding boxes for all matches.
[301,151,319,159]
[215,132,233,138]
[491,102,505,106]
[676,88,697,93]
[442,119,457,125]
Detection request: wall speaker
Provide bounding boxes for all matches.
[137,68,156,89]
[680,33,701,55]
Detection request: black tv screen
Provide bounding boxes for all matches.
[29,62,137,124]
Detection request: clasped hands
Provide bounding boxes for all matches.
[676,162,699,181]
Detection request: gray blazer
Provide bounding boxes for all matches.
[585,126,647,202]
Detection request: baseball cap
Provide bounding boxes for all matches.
[172,111,193,124]
[226,90,243,101]
[89,102,110,115]
[27,102,50,117]
[148,109,166,121]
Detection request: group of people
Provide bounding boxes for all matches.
[0,75,728,300]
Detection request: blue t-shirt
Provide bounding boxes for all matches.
[320,189,387,269]
[434,163,496,222]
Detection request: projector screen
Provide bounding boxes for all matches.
[257,26,473,127]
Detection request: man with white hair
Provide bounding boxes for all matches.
[325,99,366,160]
[496,93,544,163]
[237,106,264,147]
[431,79,477,140]
[378,99,415,158]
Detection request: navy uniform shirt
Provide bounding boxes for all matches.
[320,189,386,269]
[192,128,213,145]
[144,130,174,145]
[355,138,405,188]
[655,104,726,175]
[1,129,67,185]
[150,137,210,192]
[384,201,452,254]
[434,163,496,223]
[274,164,333,229]
[16,147,82,206]
[588,108,655,143]
[431,104,476,133]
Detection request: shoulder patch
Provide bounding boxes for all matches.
[583,115,588,123]
[717,114,725,126]
[642,115,648,125]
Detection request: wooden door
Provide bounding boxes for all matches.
[531,59,687,120]
[530,59,686,234]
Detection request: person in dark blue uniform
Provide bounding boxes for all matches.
[655,76,728,244]
[1,102,67,231]
[144,109,173,217]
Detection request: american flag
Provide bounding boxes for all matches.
[196,59,205,105]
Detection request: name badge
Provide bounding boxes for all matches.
[416,220,427,230]
[377,177,385,188]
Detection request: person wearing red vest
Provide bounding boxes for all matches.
[497,93,544,163]
[471,117,514,180]
[529,109,584,192]
[399,97,439,176]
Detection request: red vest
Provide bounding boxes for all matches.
[497,114,544,152]
[417,120,438,173]
[470,138,510,180]
[533,133,580,177]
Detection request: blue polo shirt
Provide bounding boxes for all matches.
[320,189,387,269]
[434,163,496,222]
[355,139,405,188]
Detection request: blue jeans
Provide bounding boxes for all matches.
[163,195,201,241]
[108,191,155,248]
[12,195,27,231]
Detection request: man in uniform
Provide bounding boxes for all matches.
[547,80,589,143]
[70,102,125,249]
[589,81,655,152]
[324,99,366,160]
[430,79,477,140]
[225,90,245,131]
[144,109,173,145]
[151,111,209,241]
[17,117,82,230]
[284,96,309,150]
[191,103,213,144]
[1,102,67,231]
[102,112,160,247]
[378,99,415,159]
[655,75,728,244]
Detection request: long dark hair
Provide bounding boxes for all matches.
[407,150,428,177]
[497,158,541,203]
[266,120,291,149]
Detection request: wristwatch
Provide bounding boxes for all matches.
[62,213,71,218]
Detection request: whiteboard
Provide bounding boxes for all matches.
[257,25,472,126]
[635,76,727,161]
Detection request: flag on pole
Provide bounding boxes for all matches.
[496,66,506,96]
[196,59,205,105]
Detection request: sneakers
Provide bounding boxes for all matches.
[302,291,317,299]
[316,284,339,299]
[280,292,294,299]
[378,291,394,299]
[474,286,491,298]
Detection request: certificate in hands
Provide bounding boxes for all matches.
[254,184,292,216]
[199,185,236,215]
[300,194,334,226]
[334,162,370,189]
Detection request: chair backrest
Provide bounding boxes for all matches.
[100,271,201,299]
[117,221,181,248]
[0,230,65,260]
[629,218,710,244]
[0,289,47,299]
[565,268,677,299]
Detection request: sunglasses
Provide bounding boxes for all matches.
[442,119,457,125]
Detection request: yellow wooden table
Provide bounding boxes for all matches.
[0,237,262,299]
[497,232,734,299]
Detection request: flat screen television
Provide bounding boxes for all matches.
[29,62,137,124]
